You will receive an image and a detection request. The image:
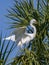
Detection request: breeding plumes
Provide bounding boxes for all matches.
[3,19,37,56]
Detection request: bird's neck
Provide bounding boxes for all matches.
[25,24,36,38]
[31,24,36,35]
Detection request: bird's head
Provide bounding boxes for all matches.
[30,19,37,26]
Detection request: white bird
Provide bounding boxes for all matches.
[3,19,37,56]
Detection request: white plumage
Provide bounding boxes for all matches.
[3,35,15,41]
[3,19,37,56]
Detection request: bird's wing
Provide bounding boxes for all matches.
[3,35,15,41]
[11,26,27,42]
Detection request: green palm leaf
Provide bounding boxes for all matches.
[5,0,49,65]
[0,33,16,65]
[6,0,39,29]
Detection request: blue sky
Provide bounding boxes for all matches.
[0,0,49,64]
[0,0,37,64]
[0,0,15,64]
[0,0,14,37]
[0,0,13,23]
[0,0,37,36]
[0,0,13,32]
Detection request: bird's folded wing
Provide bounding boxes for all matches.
[11,26,27,42]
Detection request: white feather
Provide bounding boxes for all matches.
[3,35,15,41]
[3,19,37,56]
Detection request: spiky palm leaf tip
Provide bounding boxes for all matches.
[7,0,39,29]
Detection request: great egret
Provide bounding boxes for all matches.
[3,19,37,56]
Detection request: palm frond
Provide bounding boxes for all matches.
[7,0,39,29]
[0,33,16,65]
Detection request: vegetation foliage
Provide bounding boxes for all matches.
[0,0,49,65]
